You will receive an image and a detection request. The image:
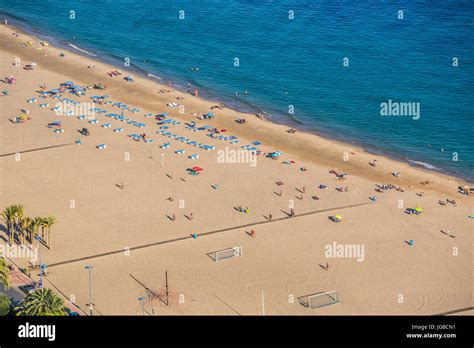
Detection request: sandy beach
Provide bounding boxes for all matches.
[0,23,472,315]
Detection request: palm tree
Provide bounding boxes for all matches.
[15,288,67,316]
[1,205,16,245]
[19,217,33,245]
[41,217,56,249]
[0,257,10,290]
[32,217,43,244]
[12,204,24,244]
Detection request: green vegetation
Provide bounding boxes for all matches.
[0,294,12,316]
[0,257,10,290]
[15,288,67,316]
[1,205,56,249]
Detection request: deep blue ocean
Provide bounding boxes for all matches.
[1,0,472,181]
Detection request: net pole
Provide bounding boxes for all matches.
[165,270,169,306]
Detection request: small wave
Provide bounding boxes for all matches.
[147,73,161,80]
[286,114,305,125]
[67,43,97,57]
[407,159,438,170]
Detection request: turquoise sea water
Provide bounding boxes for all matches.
[1,0,472,181]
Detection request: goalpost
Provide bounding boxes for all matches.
[210,246,243,262]
[298,290,339,309]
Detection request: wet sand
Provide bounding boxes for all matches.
[0,24,472,315]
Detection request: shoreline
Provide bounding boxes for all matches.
[1,19,472,316]
[0,22,471,195]
[1,14,472,184]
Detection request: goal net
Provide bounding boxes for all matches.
[209,246,242,262]
[298,291,339,309]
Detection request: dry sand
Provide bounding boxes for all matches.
[0,24,472,315]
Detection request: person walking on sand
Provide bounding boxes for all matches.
[171,214,176,221]
[119,182,124,190]
[302,186,306,194]
[268,214,272,220]
[290,208,295,217]
[189,213,193,220]
[250,229,256,237]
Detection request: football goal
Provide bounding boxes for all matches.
[298,290,339,309]
[208,246,243,262]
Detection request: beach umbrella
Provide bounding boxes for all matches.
[415,207,423,213]
[335,214,343,220]
[63,81,74,86]
[20,109,29,114]
[192,166,203,171]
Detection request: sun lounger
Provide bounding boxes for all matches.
[101,123,111,128]
[89,119,99,124]
[113,128,124,132]
[96,144,107,150]
[175,150,185,154]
